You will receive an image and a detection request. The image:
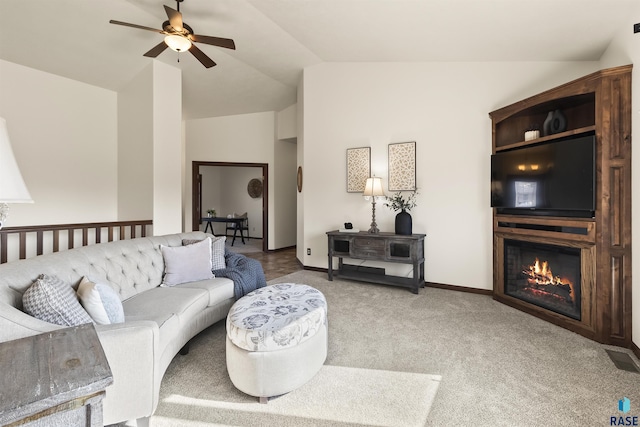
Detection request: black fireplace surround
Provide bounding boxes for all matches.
[504,239,581,320]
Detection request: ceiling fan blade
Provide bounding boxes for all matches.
[109,20,163,34]
[143,42,169,58]
[191,34,236,50]
[164,5,184,31]
[189,44,216,68]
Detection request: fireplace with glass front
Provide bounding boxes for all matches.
[493,220,597,340]
[504,240,581,321]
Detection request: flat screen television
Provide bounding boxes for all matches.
[491,134,595,218]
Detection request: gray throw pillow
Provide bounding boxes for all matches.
[77,276,125,325]
[183,236,226,270]
[23,274,94,326]
[161,237,214,286]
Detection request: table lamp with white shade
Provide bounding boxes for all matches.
[362,176,385,234]
[0,117,33,229]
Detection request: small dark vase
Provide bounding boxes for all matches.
[549,109,567,134]
[542,111,554,136]
[395,209,412,235]
[542,110,567,136]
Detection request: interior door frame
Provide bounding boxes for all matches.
[192,161,268,252]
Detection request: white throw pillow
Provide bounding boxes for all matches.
[77,276,125,325]
[161,237,214,286]
[183,236,226,270]
[22,274,94,326]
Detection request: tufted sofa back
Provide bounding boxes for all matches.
[0,231,208,310]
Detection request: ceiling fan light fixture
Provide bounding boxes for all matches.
[164,34,191,52]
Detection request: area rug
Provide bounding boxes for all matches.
[149,323,440,427]
[225,237,262,254]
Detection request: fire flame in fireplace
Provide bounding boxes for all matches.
[522,258,575,302]
[526,258,563,285]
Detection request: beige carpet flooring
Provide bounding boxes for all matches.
[117,270,640,427]
[153,361,440,427]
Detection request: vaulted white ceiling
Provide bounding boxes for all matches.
[0,0,637,119]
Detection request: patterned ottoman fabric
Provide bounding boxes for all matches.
[226,283,327,352]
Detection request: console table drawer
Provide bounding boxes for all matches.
[352,247,385,259]
[351,237,385,259]
[352,238,384,249]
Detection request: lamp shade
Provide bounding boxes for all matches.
[363,177,385,197]
[0,117,33,203]
[164,34,192,52]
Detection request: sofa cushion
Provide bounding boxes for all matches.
[183,236,226,270]
[177,277,235,306]
[161,237,213,286]
[77,276,125,325]
[22,274,94,326]
[123,286,210,326]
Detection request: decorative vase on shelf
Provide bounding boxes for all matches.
[542,110,567,136]
[549,109,567,134]
[542,111,554,136]
[395,209,412,235]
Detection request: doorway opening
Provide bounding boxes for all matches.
[192,161,268,252]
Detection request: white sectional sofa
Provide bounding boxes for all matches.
[0,231,236,426]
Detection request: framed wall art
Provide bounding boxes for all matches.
[388,141,416,191]
[346,147,371,193]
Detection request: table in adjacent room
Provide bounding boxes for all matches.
[202,217,247,246]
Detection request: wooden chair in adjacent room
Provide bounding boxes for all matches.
[226,212,249,241]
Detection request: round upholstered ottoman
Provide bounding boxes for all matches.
[226,283,328,403]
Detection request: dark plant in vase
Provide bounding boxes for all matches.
[384,190,418,235]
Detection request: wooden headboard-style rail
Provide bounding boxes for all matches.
[0,220,153,264]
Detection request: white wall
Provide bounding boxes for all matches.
[199,166,224,234]
[0,60,118,226]
[277,104,297,141]
[598,5,640,351]
[151,61,182,235]
[117,61,183,235]
[301,61,600,289]
[273,139,297,248]
[297,75,306,262]
[184,112,277,247]
[220,167,264,239]
[118,64,153,222]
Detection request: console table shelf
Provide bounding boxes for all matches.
[327,231,425,294]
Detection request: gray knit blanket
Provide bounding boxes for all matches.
[213,250,267,300]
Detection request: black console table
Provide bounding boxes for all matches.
[327,230,426,294]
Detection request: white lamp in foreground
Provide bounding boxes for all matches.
[0,117,33,229]
[363,177,385,234]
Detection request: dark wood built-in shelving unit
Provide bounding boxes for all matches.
[489,65,632,347]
